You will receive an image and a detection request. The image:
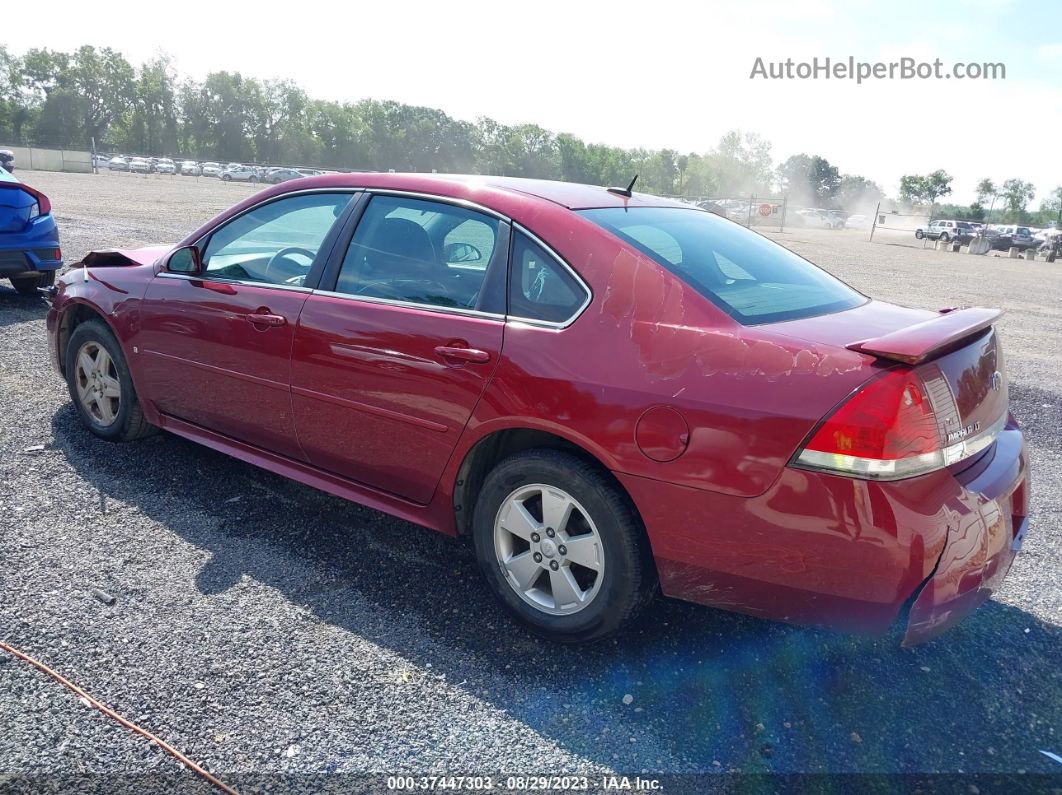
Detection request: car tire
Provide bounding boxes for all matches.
[221,174,231,182]
[65,320,155,442]
[940,232,950,242]
[10,269,54,295]
[915,229,924,239]
[471,448,657,643]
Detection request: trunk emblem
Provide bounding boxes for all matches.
[946,422,981,444]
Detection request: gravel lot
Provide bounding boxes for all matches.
[1,171,1060,790]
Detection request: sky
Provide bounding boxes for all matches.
[7,0,1062,203]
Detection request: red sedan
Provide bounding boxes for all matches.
[46,173,1029,644]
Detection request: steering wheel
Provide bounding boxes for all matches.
[353,279,452,303]
[263,246,316,283]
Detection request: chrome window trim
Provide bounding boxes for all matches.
[363,188,510,222]
[310,288,506,321]
[172,184,592,328]
[507,223,593,330]
[157,271,314,293]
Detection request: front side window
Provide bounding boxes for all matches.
[202,192,352,286]
[508,231,588,324]
[580,207,865,325]
[334,195,502,310]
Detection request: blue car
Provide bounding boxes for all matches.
[1,169,62,295]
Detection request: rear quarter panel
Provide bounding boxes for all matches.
[465,213,882,499]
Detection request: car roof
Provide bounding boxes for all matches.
[183,172,701,258]
[296,172,692,212]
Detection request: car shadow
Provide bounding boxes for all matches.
[49,405,1061,775]
[0,287,50,326]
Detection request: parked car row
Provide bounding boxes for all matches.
[915,219,979,244]
[100,153,328,183]
[913,219,1043,251]
[794,208,847,229]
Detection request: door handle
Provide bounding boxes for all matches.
[245,312,287,327]
[435,345,491,364]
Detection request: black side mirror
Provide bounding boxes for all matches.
[167,245,202,274]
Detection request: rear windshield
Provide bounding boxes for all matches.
[579,207,866,324]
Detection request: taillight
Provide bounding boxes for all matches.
[793,369,1001,480]
[20,184,51,216]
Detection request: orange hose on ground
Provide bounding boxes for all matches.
[0,639,238,795]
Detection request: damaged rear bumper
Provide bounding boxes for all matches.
[616,422,1028,645]
[902,426,1029,645]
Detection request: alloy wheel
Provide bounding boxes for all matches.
[74,341,121,426]
[493,484,604,615]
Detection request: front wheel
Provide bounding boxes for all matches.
[221,174,231,181]
[915,229,924,239]
[940,232,950,242]
[65,320,155,442]
[471,449,656,642]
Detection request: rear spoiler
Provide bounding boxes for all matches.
[846,307,1003,365]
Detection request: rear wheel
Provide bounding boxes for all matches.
[940,232,950,242]
[471,449,656,642]
[10,270,54,295]
[65,320,155,442]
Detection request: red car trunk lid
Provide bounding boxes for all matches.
[772,300,1009,467]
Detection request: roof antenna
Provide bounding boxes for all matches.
[607,174,638,198]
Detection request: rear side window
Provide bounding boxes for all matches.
[579,207,866,325]
[509,232,588,325]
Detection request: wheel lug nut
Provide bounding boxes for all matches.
[533,552,542,563]
[531,532,540,543]
[546,528,555,538]
[558,545,567,555]
[549,560,559,571]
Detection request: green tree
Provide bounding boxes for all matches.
[1040,186,1062,226]
[899,170,952,207]
[0,45,24,138]
[118,55,179,154]
[641,148,678,194]
[975,178,996,204]
[709,130,773,195]
[70,46,135,145]
[1000,178,1035,220]
[834,174,883,210]
[247,79,307,164]
[779,153,840,205]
